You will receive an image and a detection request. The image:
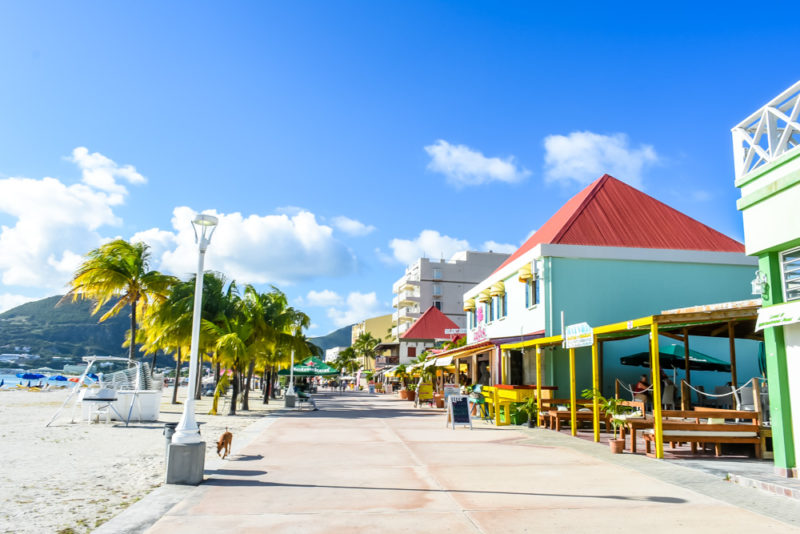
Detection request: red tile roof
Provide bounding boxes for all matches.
[400,306,460,341]
[494,174,745,273]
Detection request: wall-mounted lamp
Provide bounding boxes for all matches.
[751,270,768,296]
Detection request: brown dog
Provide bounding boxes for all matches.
[217,428,232,459]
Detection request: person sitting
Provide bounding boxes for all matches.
[633,375,650,403]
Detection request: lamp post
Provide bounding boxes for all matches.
[286,326,299,398]
[172,213,218,445]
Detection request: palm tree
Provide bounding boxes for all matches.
[61,239,176,366]
[353,332,380,370]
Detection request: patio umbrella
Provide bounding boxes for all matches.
[620,344,731,372]
[16,372,45,380]
[48,375,68,381]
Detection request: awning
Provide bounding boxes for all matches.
[477,289,492,303]
[434,355,453,367]
[756,300,800,331]
[518,264,532,282]
[490,281,505,297]
[463,298,475,312]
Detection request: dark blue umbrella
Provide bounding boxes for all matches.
[87,373,99,380]
[16,372,45,380]
[48,375,68,381]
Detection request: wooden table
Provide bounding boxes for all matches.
[619,417,654,453]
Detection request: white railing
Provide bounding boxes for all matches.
[732,80,800,180]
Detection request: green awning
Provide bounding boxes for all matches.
[277,356,339,376]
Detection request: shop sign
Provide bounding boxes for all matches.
[473,326,487,341]
[565,322,593,348]
[756,300,800,331]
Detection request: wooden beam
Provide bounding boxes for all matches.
[661,331,685,342]
[709,324,730,337]
[683,327,691,385]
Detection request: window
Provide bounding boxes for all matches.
[433,268,442,280]
[407,347,416,358]
[486,300,494,323]
[494,294,507,319]
[467,310,475,329]
[433,283,442,296]
[433,300,442,311]
[782,247,800,302]
[525,277,540,307]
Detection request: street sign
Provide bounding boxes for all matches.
[564,322,593,349]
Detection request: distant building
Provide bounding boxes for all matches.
[390,251,509,362]
[352,314,395,368]
[325,346,346,363]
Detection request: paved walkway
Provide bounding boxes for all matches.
[138,393,798,533]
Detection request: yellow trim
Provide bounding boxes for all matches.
[650,322,664,459]
[501,334,562,351]
[518,264,532,283]
[490,281,505,297]
[569,347,577,436]
[591,341,600,443]
[463,298,475,312]
[535,346,542,425]
[448,344,494,361]
[593,316,653,335]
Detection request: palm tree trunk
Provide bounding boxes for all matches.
[129,300,138,367]
[172,348,182,404]
[262,370,269,404]
[150,350,157,376]
[242,360,255,411]
[194,354,202,400]
[228,370,239,415]
[215,362,220,383]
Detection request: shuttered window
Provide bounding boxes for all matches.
[782,247,800,302]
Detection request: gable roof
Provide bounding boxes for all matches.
[494,174,745,273]
[400,306,460,341]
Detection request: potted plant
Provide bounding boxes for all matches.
[515,397,539,428]
[581,388,630,453]
[406,383,417,402]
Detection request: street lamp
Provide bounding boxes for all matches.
[172,213,218,445]
[286,326,299,397]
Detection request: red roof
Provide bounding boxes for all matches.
[494,174,744,273]
[401,306,460,341]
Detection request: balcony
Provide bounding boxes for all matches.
[392,295,399,308]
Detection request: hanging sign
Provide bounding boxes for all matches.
[565,322,593,349]
[445,328,467,334]
[446,395,472,429]
[755,300,800,331]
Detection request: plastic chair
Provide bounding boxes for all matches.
[661,384,676,409]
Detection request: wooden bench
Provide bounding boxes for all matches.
[539,398,610,431]
[643,409,761,458]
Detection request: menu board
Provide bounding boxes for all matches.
[446,395,472,429]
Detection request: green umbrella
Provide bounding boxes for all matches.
[277,356,339,376]
[620,344,731,372]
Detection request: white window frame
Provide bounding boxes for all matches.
[432,283,442,296]
[432,268,442,280]
[781,246,800,302]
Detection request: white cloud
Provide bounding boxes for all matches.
[0,293,37,313]
[389,230,470,265]
[482,240,517,254]
[306,289,344,307]
[331,216,376,236]
[153,207,357,285]
[0,149,144,290]
[543,131,658,188]
[425,139,530,187]
[326,291,385,328]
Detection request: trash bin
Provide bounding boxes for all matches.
[285,394,296,408]
[163,422,178,460]
[368,385,375,394]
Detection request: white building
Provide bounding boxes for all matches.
[391,251,509,340]
[325,346,346,363]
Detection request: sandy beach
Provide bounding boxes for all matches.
[0,385,282,534]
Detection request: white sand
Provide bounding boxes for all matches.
[0,386,282,534]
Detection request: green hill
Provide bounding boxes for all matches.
[0,295,131,365]
[310,324,353,352]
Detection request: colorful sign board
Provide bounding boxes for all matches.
[564,322,593,349]
[756,300,800,331]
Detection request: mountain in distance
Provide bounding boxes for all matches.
[0,295,130,360]
[310,324,353,352]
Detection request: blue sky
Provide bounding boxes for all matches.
[0,2,795,337]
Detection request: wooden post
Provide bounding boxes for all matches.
[500,351,507,385]
[683,328,691,385]
[728,322,738,388]
[535,346,542,426]
[650,322,664,459]
[615,378,620,399]
[681,380,691,410]
[569,348,577,437]
[471,354,478,386]
[753,379,763,425]
[591,341,600,442]
[598,341,604,392]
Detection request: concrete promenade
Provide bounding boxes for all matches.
[139,392,798,533]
